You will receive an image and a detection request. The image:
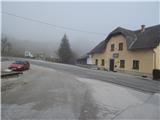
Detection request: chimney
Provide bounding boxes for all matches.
[141,25,145,32]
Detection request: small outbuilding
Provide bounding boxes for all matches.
[77,54,93,65]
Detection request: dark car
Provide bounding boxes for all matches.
[9,61,30,71]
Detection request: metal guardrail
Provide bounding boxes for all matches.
[1,71,23,78]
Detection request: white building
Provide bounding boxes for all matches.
[24,51,34,58]
[77,54,93,65]
[87,55,93,64]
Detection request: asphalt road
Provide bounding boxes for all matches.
[2,59,160,119]
[3,57,160,93]
[28,59,160,93]
[2,63,98,120]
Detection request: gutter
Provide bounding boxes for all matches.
[153,43,160,69]
[153,50,156,69]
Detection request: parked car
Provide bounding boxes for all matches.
[9,61,30,71]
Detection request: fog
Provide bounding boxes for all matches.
[2,1,159,57]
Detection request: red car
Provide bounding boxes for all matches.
[9,61,30,71]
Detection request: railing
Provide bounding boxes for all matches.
[1,71,23,78]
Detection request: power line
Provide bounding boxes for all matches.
[2,11,106,35]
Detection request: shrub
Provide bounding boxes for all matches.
[153,69,160,80]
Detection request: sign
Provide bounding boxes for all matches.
[113,53,119,58]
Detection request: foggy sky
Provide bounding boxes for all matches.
[1,1,159,57]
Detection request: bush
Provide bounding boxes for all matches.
[153,69,160,80]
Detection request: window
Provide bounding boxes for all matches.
[101,59,105,66]
[120,60,125,68]
[133,60,139,70]
[119,43,123,51]
[111,44,115,51]
[95,59,98,65]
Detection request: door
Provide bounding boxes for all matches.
[110,59,114,71]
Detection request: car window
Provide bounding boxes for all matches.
[14,61,25,64]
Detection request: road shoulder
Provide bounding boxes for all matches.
[76,77,160,119]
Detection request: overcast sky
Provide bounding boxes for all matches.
[1,1,159,56]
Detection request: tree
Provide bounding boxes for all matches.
[57,34,74,64]
[1,37,12,56]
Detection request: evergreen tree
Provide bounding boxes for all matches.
[57,34,73,63]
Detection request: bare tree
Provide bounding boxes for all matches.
[1,37,12,56]
[6,42,12,56]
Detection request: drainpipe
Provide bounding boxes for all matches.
[153,50,156,69]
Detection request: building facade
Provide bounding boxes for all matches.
[89,25,160,75]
